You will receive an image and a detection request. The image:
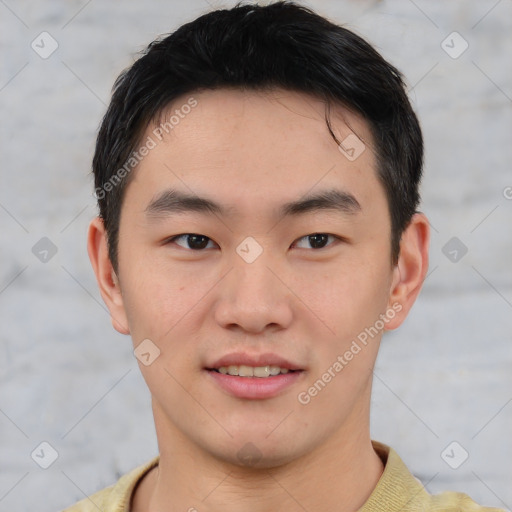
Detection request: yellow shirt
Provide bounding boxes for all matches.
[62,441,506,511]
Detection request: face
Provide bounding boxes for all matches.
[103,88,407,468]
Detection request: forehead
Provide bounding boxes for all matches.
[153,87,373,151]
[123,88,384,220]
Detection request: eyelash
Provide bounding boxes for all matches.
[164,233,343,251]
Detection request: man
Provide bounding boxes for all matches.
[65,1,505,510]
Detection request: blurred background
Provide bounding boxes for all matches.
[0,1,511,510]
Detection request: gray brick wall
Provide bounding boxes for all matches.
[1,1,510,510]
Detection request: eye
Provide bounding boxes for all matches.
[293,233,340,250]
[164,233,342,251]
[166,234,217,250]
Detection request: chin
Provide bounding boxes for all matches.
[204,433,306,470]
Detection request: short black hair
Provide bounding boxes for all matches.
[92,0,423,274]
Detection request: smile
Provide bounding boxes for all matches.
[205,367,305,399]
[211,365,298,378]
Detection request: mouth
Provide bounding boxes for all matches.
[204,365,305,399]
[206,365,302,378]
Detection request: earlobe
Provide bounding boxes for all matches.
[384,213,430,331]
[87,216,130,335]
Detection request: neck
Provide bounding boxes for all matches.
[134,402,384,512]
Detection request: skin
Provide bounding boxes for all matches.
[88,88,429,512]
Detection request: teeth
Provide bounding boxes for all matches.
[215,365,292,378]
[238,365,253,377]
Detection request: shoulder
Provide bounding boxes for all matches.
[61,484,113,511]
[368,442,508,512]
[410,491,508,512]
[60,456,160,512]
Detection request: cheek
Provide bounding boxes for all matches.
[294,257,391,337]
[119,262,223,377]
[294,269,388,409]
[119,263,190,346]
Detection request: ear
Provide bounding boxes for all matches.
[87,216,130,335]
[384,212,430,331]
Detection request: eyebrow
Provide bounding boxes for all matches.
[144,187,361,220]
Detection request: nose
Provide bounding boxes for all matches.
[213,250,293,334]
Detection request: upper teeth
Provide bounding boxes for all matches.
[217,365,290,377]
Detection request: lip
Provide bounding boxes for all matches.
[205,368,305,399]
[206,352,303,371]
[204,352,306,400]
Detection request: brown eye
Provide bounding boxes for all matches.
[168,234,215,250]
[293,233,339,250]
